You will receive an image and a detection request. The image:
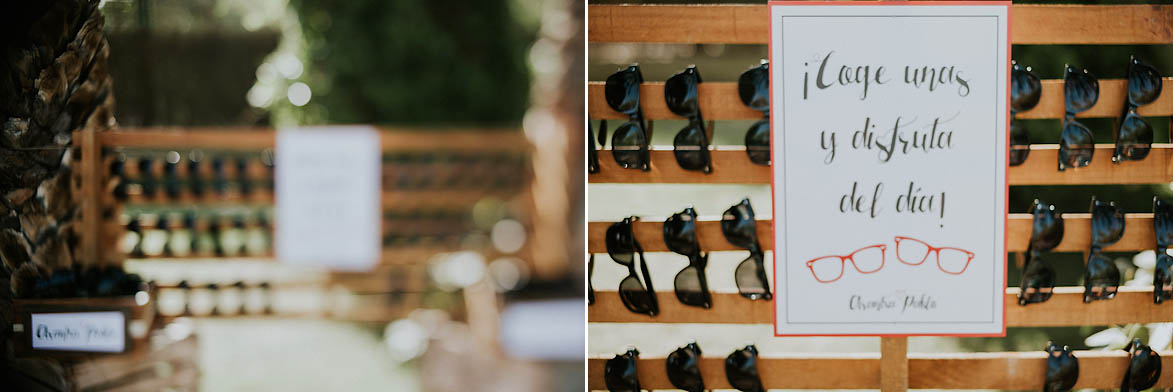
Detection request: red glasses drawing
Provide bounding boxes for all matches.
[805,244,886,283]
[894,236,975,275]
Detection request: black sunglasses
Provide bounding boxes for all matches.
[1121,338,1162,392]
[1059,64,1099,171]
[666,341,705,392]
[588,254,595,305]
[1113,56,1163,163]
[725,344,764,392]
[665,207,712,308]
[603,65,651,171]
[722,198,772,301]
[1154,197,1173,303]
[739,60,770,166]
[588,120,600,174]
[1019,199,1064,306]
[1010,61,1041,166]
[1044,341,1079,392]
[1084,196,1123,302]
[604,348,641,392]
[606,217,658,316]
[667,66,713,173]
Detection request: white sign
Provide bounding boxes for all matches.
[770,2,1009,336]
[31,312,126,352]
[276,127,382,271]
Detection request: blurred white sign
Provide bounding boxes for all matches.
[276,127,382,271]
[499,299,584,360]
[770,3,1009,336]
[31,312,126,352]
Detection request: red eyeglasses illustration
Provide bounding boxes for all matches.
[894,236,975,275]
[805,244,886,283]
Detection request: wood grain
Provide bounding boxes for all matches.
[588,5,1173,44]
[880,337,908,392]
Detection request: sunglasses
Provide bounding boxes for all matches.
[664,207,712,308]
[1044,341,1080,392]
[1019,199,1064,306]
[1121,338,1162,391]
[738,60,770,166]
[603,65,651,171]
[1113,56,1163,163]
[1083,197,1123,302]
[667,66,713,173]
[1059,64,1100,171]
[666,342,705,392]
[1010,61,1041,166]
[606,217,658,316]
[725,344,765,392]
[588,120,599,174]
[604,348,641,392]
[1155,197,1173,303]
[722,198,772,301]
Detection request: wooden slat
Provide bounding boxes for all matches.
[94,127,529,152]
[587,78,1173,120]
[587,287,1173,326]
[588,213,1155,254]
[586,350,1173,390]
[880,337,908,392]
[589,146,1173,185]
[588,5,1173,44]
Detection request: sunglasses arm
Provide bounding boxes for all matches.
[634,240,658,310]
[597,119,608,147]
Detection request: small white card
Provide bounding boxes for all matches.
[31,312,126,352]
[770,2,1009,336]
[275,126,382,271]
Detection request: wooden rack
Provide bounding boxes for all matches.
[587,3,1173,391]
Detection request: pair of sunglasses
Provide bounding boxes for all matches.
[602,65,651,171]
[1010,61,1042,166]
[1059,65,1100,171]
[1113,56,1164,163]
[1019,199,1064,305]
[1155,197,1173,303]
[606,217,658,316]
[665,207,712,308]
[738,60,770,166]
[1121,338,1162,391]
[604,348,641,392]
[667,66,713,173]
[723,198,772,301]
[1044,341,1079,392]
[1084,197,1124,302]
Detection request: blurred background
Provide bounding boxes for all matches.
[587,0,1173,372]
[4,0,584,390]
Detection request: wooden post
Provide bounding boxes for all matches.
[880,337,908,392]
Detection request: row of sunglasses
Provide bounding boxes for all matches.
[604,340,1161,392]
[587,61,771,174]
[1020,196,1173,305]
[587,198,771,316]
[1012,57,1164,170]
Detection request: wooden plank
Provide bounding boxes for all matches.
[588,213,1155,253]
[586,350,1173,390]
[588,5,1173,44]
[588,146,1173,185]
[587,287,1173,326]
[587,78,1173,120]
[81,128,102,265]
[96,127,529,152]
[880,337,908,392]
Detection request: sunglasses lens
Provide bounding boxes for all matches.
[605,221,635,266]
[1011,66,1042,112]
[1059,121,1094,169]
[1084,252,1120,302]
[736,254,771,300]
[1064,66,1099,113]
[1091,201,1125,245]
[667,347,704,392]
[745,120,771,165]
[673,124,710,172]
[664,212,698,256]
[738,65,769,112]
[1116,113,1153,161]
[1030,202,1065,252]
[619,275,655,314]
[1127,347,1162,390]
[611,122,647,170]
[1045,346,1079,391]
[674,265,710,307]
[1129,60,1163,106]
[1156,254,1173,302]
[721,203,757,249]
[1009,121,1030,166]
[665,71,699,117]
[605,68,640,114]
[1019,257,1055,304]
[726,347,764,392]
[604,353,640,392]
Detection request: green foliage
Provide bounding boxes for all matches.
[289,0,534,126]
